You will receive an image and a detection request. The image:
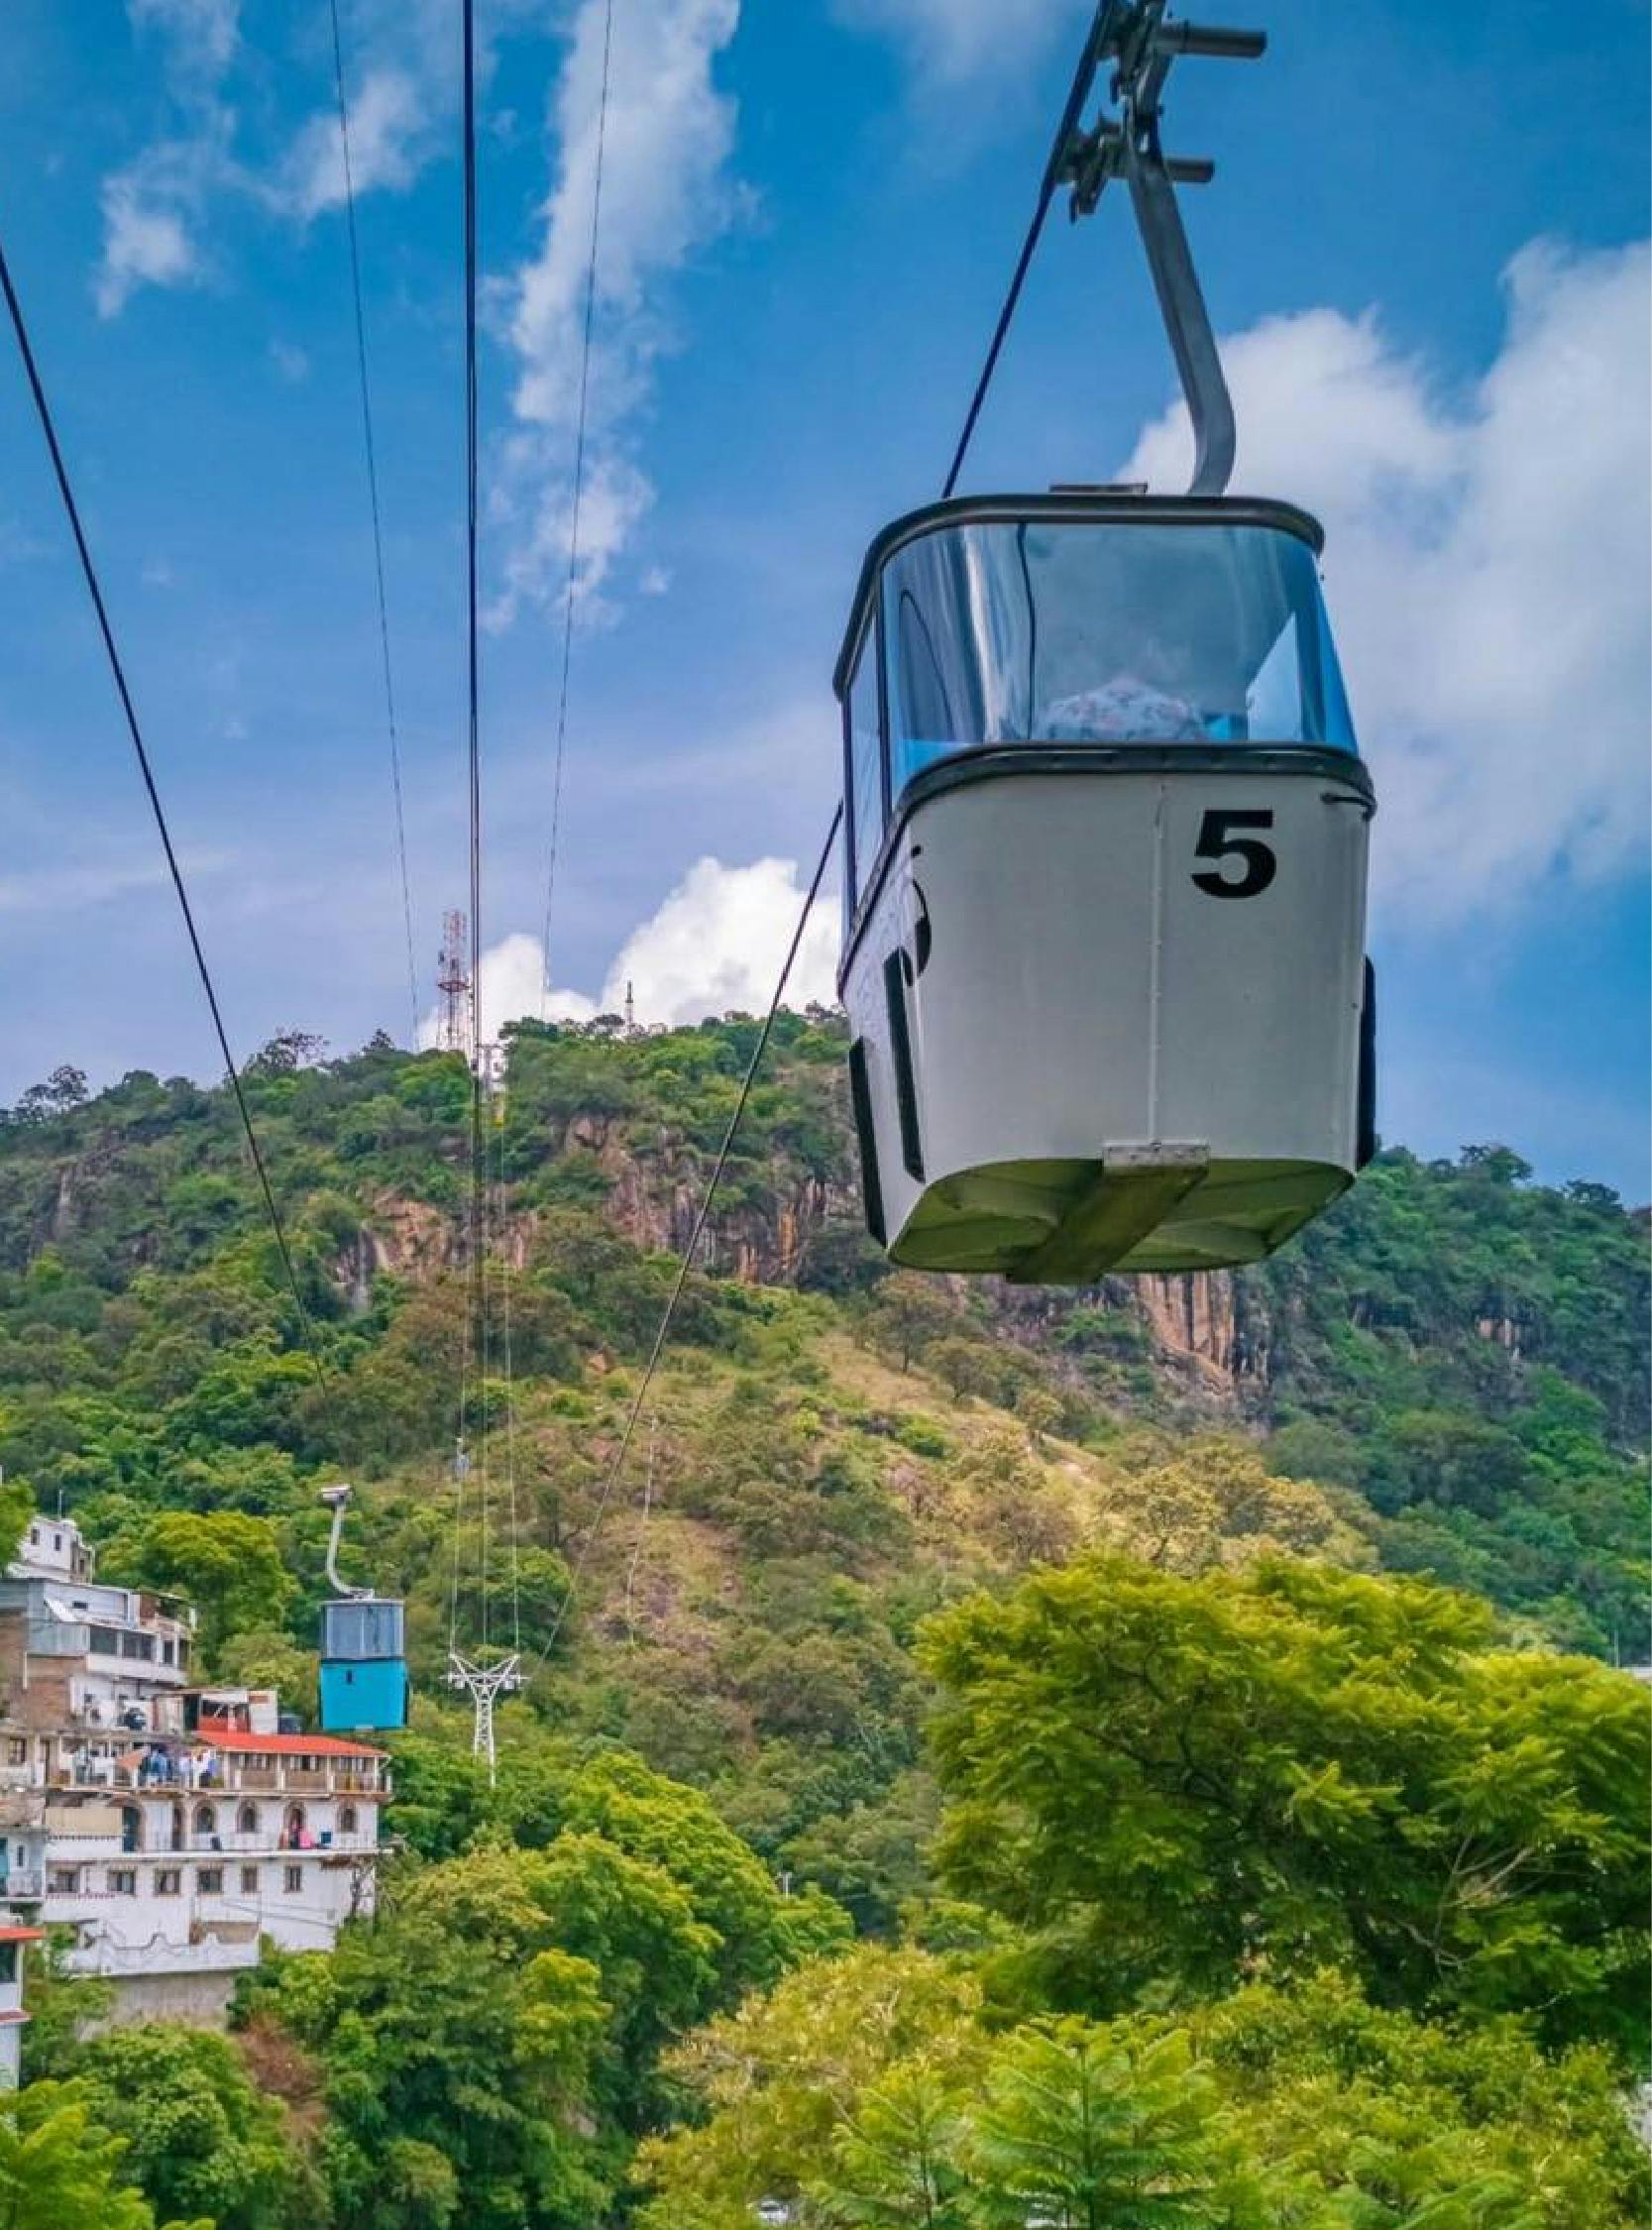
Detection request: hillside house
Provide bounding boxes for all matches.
[0,1516,387,2024]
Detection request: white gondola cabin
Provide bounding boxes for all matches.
[834,491,1376,1282]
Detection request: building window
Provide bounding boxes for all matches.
[163,1639,175,1665]
[338,1805,358,1836]
[48,1867,80,1894]
[240,1865,260,1894]
[109,1868,137,1895]
[194,1802,217,1839]
[237,1802,259,1837]
[5,1737,25,1766]
[198,1866,223,1894]
[283,1864,302,1894]
[89,1627,121,1657]
[156,1868,181,1896]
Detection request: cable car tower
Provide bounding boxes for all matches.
[835,0,1377,1282]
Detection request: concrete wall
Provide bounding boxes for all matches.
[100,1968,239,2029]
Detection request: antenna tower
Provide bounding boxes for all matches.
[624,978,636,1037]
[435,909,473,1057]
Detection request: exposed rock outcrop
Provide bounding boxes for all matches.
[1133,1272,1270,1394]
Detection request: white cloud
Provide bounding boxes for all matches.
[269,338,311,383]
[601,854,839,1023]
[418,855,841,1048]
[279,66,426,220]
[417,932,596,1049]
[495,0,744,622]
[833,0,1084,82]
[95,1,240,317]
[0,845,228,915]
[96,166,206,318]
[1120,237,1651,921]
[130,0,239,78]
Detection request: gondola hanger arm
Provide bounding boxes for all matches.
[1055,1,1265,499]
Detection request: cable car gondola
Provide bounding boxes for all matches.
[317,1483,410,1733]
[835,1,1376,1282]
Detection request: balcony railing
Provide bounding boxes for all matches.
[55,1759,389,1799]
[0,1870,44,1900]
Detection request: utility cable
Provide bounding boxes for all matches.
[521,803,842,1680]
[496,1107,523,1654]
[460,0,497,1663]
[0,230,332,1407]
[539,0,617,1014]
[941,0,1116,498]
[328,0,420,1045]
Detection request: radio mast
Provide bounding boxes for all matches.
[435,910,472,1057]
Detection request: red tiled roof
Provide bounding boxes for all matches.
[202,1731,386,1760]
[0,1926,46,1943]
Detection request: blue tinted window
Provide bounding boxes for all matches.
[847,628,884,904]
[881,519,1357,798]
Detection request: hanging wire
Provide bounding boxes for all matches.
[539,0,618,1015]
[458,0,503,1668]
[519,803,841,1682]
[941,0,1115,498]
[0,230,333,1411]
[496,1104,524,1654]
[328,0,420,1044]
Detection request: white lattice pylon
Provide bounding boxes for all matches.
[445,1650,524,1784]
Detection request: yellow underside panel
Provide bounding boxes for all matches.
[890,1156,1351,1282]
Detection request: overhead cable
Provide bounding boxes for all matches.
[539,0,618,1014]
[521,802,842,1681]
[940,0,1115,498]
[328,0,421,1044]
[0,231,332,1406]
[459,0,500,1658]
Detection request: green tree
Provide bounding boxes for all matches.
[0,2080,205,2230]
[818,2063,969,2228]
[72,2023,305,2230]
[16,1932,112,2082]
[102,1509,293,1662]
[963,2025,1249,2230]
[0,1474,29,1569]
[635,1946,985,2227]
[922,1557,1651,2055]
[213,1626,320,1723]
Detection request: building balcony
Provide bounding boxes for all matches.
[55,1759,388,1801]
[0,1872,44,1902]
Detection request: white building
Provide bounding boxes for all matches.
[0,1922,43,2088]
[0,1518,389,2025]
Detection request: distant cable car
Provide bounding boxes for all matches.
[833,3,1375,1282]
[317,1483,409,1733]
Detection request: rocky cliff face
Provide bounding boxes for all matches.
[1134,1272,1270,1394]
[355,1111,1275,1403]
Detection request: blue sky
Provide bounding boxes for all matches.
[0,0,1647,1193]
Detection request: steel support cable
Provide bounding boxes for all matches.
[328,0,420,1045]
[940,0,1116,498]
[460,0,498,1662]
[520,804,842,1680]
[539,0,617,1016]
[0,232,333,1409]
[496,1106,523,1653]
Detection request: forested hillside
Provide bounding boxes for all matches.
[3,1018,1648,2229]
